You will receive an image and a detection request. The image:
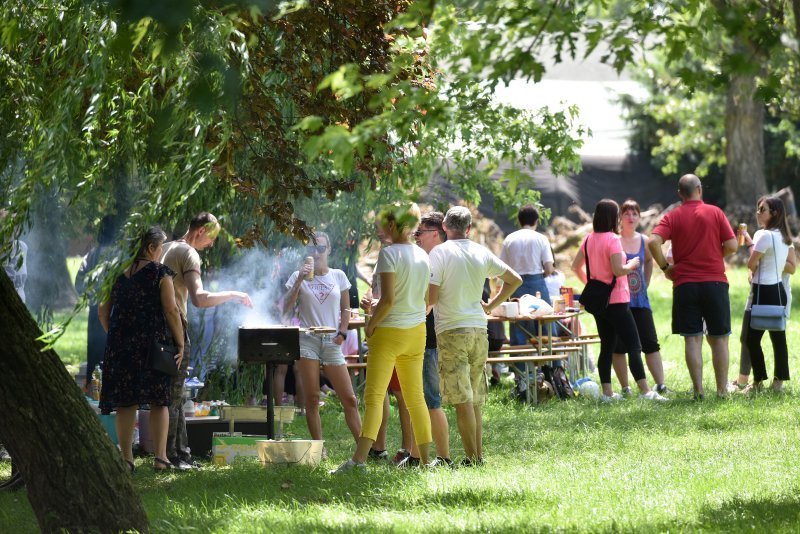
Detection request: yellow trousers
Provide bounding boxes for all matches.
[361,323,432,445]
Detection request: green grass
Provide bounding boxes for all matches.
[3,266,800,532]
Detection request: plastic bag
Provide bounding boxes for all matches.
[517,294,553,318]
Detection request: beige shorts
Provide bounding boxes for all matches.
[437,327,489,405]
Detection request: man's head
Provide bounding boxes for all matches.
[517,204,540,227]
[415,211,446,253]
[678,174,702,201]
[442,206,471,238]
[188,212,220,250]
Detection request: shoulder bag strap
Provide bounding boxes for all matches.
[584,236,592,280]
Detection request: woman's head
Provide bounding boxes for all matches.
[620,199,641,231]
[378,202,421,242]
[757,196,793,244]
[306,231,331,267]
[592,199,620,233]
[136,226,168,260]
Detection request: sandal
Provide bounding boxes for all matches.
[153,457,173,471]
[125,460,135,474]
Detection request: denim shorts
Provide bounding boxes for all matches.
[423,347,442,409]
[299,332,346,366]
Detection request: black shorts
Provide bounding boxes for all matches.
[614,307,660,354]
[672,282,731,336]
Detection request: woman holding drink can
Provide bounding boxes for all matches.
[283,231,362,446]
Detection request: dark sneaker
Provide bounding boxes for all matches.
[655,384,673,395]
[436,456,454,468]
[330,459,366,474]
[396,455,420,468]
[169,458,194,471]
[368,448,389,461]
[392,449,410,465]
[458,457,484,468]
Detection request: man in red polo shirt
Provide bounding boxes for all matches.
[648,174,739,399]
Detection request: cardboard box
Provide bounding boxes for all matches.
[212,433,268,465]
[560,287,574,307]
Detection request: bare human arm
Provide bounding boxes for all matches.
[366,272,395,337]
[482,268,522,314]
[571,245,587,285]
[643,233,654,286]
[99,300,111,333]
[334,288,350,345]
[722,237,739,258]
[611,252,639,277]
[160,276,185,368]
[543,261,555,277]
[784,247,796,275]
[648,234,674,280]
[185,271,252,309]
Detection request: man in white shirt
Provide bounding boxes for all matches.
[500,205,554,345]
[429,206,521,465]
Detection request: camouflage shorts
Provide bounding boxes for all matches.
[437,328,489,405]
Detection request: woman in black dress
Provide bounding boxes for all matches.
[99,227,185,471]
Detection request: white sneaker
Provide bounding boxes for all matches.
[640,390,669,402]
[600,393,624,403]
[329,459,366,474]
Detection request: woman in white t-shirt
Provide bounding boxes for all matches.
[333,203,433,473]
[740,196,794,393]
[284,232,361,444]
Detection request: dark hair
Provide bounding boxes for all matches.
[420,211,446,241]
[620,199,641,215]
[592,199,619,233]
[517,205,540,226]
[759,196,794,245]
[136,226,167,259]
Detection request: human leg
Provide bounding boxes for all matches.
[167,350,191,463]
[706,335,731,395]
[395,324,432,462]
[272,364,288,406]
[150,405,170,464]
[322,363,362,440]
[768,329,789,388]
[609,304,648,393]
[353,327,398,463]
[296,358,323,440]
[593,312,617,397]
[700,282,732,395]
[685,335,704,396]
[454,402,478,459]
[612,354,630,390]
[438,328,481,459]
[422,347,449,459]
[737,310,752,385]
[115,405,137,464]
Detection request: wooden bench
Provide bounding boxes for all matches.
[487,348,571,404]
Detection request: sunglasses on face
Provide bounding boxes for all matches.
[306,245,327,253]
[413,229,437,237]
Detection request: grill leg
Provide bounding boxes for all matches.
[266,364,275,440]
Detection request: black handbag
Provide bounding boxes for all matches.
[750,232,786,331]
[147,339,180,376]
[578,236,616,314]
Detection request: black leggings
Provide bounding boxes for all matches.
[593,303,646,384]
[747,283,789,382]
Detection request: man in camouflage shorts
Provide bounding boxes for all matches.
[428,207,521,465]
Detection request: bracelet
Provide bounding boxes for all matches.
[660,263,669,271]
[746,243,754,249]
[336,330,347,338]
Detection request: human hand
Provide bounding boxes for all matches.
[175,348,184,369]
[299,262,313,279]
[333,332,345,345]
[743,231,753,247]
[365,324,375,337]
[663,264,674,281]
[360,294,372,312]
[235,292,253,307]
[481,300,492,315]
[626,256,640,270]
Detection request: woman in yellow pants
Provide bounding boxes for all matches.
[332,203,433,473]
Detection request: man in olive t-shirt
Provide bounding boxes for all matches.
[160,212,252,469]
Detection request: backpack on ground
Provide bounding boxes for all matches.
[541,365,575,400]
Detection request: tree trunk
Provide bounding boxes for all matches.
[724,72,767,208]
[0,273,148,532]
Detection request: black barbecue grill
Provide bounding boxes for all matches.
[238,325,301,438]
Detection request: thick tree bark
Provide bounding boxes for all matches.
[725,73,767,208]
[0,272,148,532]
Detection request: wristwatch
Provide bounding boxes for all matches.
[336,330,348,339]
[660,263,669,271]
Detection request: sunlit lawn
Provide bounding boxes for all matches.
[3,266,800,532]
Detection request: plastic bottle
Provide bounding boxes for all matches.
[91,365,102,401]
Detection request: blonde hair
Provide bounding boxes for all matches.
[378,202,421,240]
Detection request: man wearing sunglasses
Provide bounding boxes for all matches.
[161,212,252,470]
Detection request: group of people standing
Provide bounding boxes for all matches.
[576,174,794,402]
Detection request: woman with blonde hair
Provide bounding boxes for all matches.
[332,202,433,472]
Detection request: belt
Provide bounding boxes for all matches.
[520,273,545,280]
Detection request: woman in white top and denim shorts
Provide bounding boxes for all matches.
[284,231,362,444]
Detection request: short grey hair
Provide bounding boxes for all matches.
[444,206,472,234]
